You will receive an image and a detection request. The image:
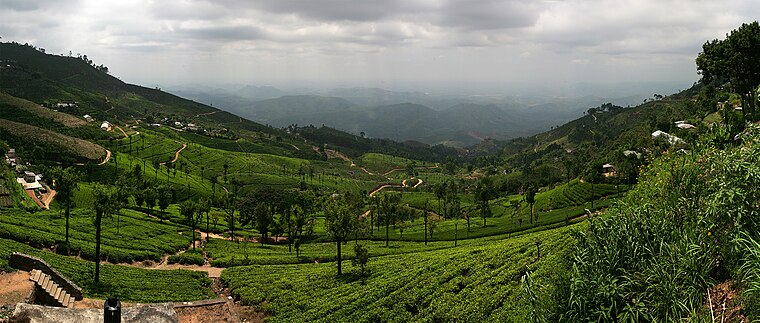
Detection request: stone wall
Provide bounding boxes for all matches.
[9,252,83,300]
[13,303,178,323]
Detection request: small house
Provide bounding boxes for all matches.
[23,171,36,183]
[652,130,684,145]
[7,149,15,159]
[675,121,696,129]
[602,164,617,177]
[17,171,42,190]
[83,114,94,122]
[101,121,112,131]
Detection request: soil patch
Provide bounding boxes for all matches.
[0,271,33,305]
[175,302,238,323]
[706,280,746,322]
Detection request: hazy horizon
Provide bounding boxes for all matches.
[2,0,757,97]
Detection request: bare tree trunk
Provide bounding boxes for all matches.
[336,239,342,275]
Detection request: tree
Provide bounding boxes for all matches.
[525,187,537,225]
[157,186,171,221]
[253,202,270,246]
[240,188,284,246]
[92,184,119,283]
[379,193,401,247]
[584,163,603,209]
[290,191,316,257]
[324,197,356,275]
[223,163,229,183]
[50,167,79,244]
[352,244,370,276]
[697,21,760,117]
[220,193,238,244]
[197,198,212,242]
[474,177,496,228]
[180,200,199,250]
[427,213,441,240]
[210,176,218,197]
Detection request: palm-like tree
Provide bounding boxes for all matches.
[92,184,120,282]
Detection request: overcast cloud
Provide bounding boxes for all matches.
[1,0,757,94]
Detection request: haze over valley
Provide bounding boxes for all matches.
[1,1,760,322]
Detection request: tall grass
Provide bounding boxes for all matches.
[563,123,760,321]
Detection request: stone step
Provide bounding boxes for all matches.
[30,271,73,308]
[30,269,42,282]
[61,293,71,308]
[45,280,56,294]
[39,275,49,289]
[27,270,76,308]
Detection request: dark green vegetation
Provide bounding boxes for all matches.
[221,225,576,322]
[564,124,760,321]
[0,209,189,263]
[0,238,214,302]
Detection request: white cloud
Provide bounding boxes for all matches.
[0,0,758,91]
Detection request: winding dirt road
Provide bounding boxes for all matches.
[98,149,112,165]
[195,110,219,118]
[161,143,187,165]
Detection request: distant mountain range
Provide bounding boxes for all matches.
[168,85,649,147]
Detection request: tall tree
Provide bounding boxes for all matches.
[220,193,238,244]
[92,184,119,283]
[697,21,760,117]
[474,177,496,228]
[50,167,79,244]
[290,191,316,257]
[157,186,171,221]
[223,163,229,183]
[324,197,356,275]
[197,198,212,242]
[180,200,199,250]
[379,193,401,247]
[525,187,537,225]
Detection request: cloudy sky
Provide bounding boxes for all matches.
[1,0,757,94]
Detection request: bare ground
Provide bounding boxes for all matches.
[0,271,33,305]
[706,280,747,322]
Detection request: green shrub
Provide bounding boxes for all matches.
[564,123,760,321]
[168,249,205,266]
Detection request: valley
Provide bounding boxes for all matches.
[0,17,759,323]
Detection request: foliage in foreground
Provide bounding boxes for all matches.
[564,123,760,321]
[221,225,576,322]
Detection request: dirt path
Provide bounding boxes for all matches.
[98,149,112,165]
[360,167,375,175]
[196,229,227,240]
[121,250,224,278]
[161,143,187,165]
[195,110,219,118]
[382,167,404,176]
[40,189,56,209]
[115,125,129,139]
[369,184,403,197]
[321,148,379,177]
[0,271,34,305]
[413,178,423,188]
[25,190,45,209]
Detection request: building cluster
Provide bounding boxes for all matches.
[5,149,44,191]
